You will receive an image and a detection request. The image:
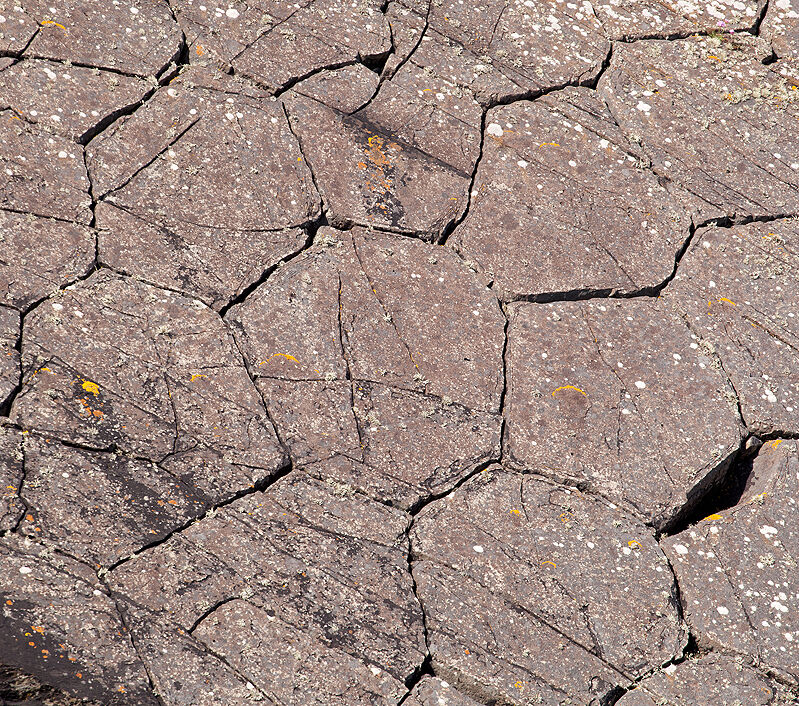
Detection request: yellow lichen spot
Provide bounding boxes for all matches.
[31,626,45,634]
[81,380,100,396]
[558,512,572,523]
[552,385,587,397]
[40,19,66,29]
[628,540,641,550]
[509,508,520,515]
[541,560,557,568]
[707,55,721,61]
[190,373,207,382]
[262,353,300,366]
[514,681,525,689]
[770,439,783,448]
[703,513,723,521]
[539,142,560,147]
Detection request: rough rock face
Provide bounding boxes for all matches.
[0,426,23,531]
[412,467,686,705]
[763,0,799,60]
[664,439,799,685]
[0,307,20,410]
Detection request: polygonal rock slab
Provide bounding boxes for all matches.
[0,426,23,530]
[0,113,90,223]
[174,0,390,92]
[617,653,792,705]
[664,219,799,436]
[227,226,504,508]
[763,0,799,60]
[10,0,182,76]
[505,298,743,529]
[412,468,686,706]
[664,438,799,684]
[286,64,379,114]
[89,68,317,309]
[405,677,484,706]
[0,211,95,310]
[0,59,150,142]
[109,472,426,699]
[18,435,212,567]
[12,271,285,495]
[0,306,20,409]
[591,0,761,40]
[449,87,690,300]
[0,535,156,705]
[599,35,799,222]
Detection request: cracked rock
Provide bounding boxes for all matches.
[0,210,95,311]
[663,438,799,685]
[505,298,743,530]
[0,306,20,409]
[617,653,793,705]
[286,63,379,114]
[0,426,23,530]
[449,87,691,299]
[174,0,390,93]
[109,472,426,701]
[763,0,799,61]
[0,535,156,705]
[227,226,503,508]
[599,35,799,222]
[411,467,686,706]
[12,270,285,497]
[405,676,484,705]
[664,219,799,436]
[88,68,317,309]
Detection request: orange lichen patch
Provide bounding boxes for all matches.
[539,142,561,147]
[703,513,723,521]
[40,19,66,29]
[628,540,642,550]
[551,385,587,397]
[196,44,205,56]
[509,508,520,515]
[31,625,45,634]
[770,439,784,448]
[189,373,207,382]
[261,353,300,366]
[78,398,104,419]
[25,514,34,522]
[707,297,737,312]
[81,379,100,396]
[541,560,557,568]
[558,512,573,523]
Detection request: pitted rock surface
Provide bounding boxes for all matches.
[411,467,685,705]
[1,2,799,704]
[664,439,799,684]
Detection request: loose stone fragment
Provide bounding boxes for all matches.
[405,676,484,706]
[592,0,760,40]
[505,298,743,529]
[109,472,426,698]
[0,306,20,408]
[665,220,799,435]
[600,36,799,221]
[0,211,95,310]
[450,87,690,299]
[0,112,91,223]
[0,59,150,142]
[12,271,285,496]
[174,0,390,92]
[0,426,23,530]
[18,436,212,566]
[0,535,156,704]
[89,68,316,308]
[412,467,686,705]
[617,653,792,705]
[12,0,182,76]
[228,226,503,508]
[664,439,799,684]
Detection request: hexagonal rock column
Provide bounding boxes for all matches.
[172,0,390,92]
[411,467,686,705]
[0,535,156,705]
[617,653,794,705]
[664,438,799,684]
[0,306,20,409]
[449,87,690,300]
[108,472,426,704]
[227,226,504,509]
[591,0,761,40]
[88,68,318,310]
[0,426,24,530]
[599,35,799,222]
[2,0,182,77]
[505,298,744,530]
[664,219,799,436]
[11,271,285,508]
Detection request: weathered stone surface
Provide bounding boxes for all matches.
[228,226,503,508]
[0,113,90,223]
[505,298,743,529]
[109,472,426,698]
[0,426,23,530]
[665,220,799,436]
[412,467,686,705]
[0,306,20,409]
[0,211,95,310]
[405,676,484,706]
[175,0,390,92]
[600,35,799,222]
[450,87,690,299]
[617,653,792,705]
[89,68,316,308]
[0,535,156,704]
[10,0,182,76]
[664,438,799,684]
[287,63,379,114]
[592,0,761,40]
[763,0,799,60]
[18,435,212,567]
[0,663,104,706]
[0,59,150,142]
[12,271,285,494]
[0,2,39,55]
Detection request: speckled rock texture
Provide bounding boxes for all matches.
[1,3,798,705]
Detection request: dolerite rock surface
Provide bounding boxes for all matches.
[0,307,19,409]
